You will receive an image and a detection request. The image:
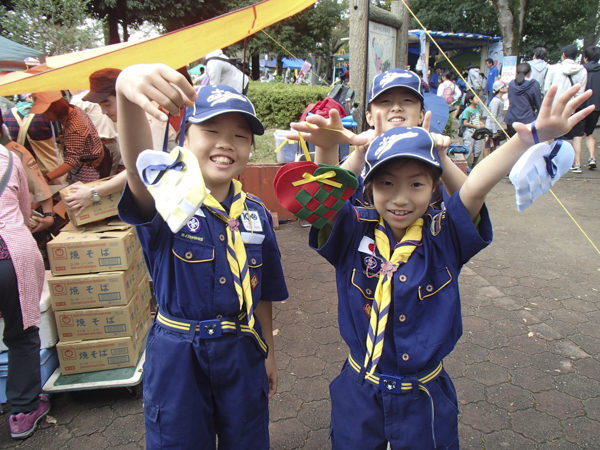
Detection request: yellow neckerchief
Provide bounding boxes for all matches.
[202,179,255,328]
[364,217,424,376]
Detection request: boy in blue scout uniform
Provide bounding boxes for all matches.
[309,83,593,449]
[115,65,287,449]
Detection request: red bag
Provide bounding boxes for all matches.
[299,97,347,122]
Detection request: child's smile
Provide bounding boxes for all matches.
[372,159,435,241]
[367,88,425,132]
[184,113,252,201]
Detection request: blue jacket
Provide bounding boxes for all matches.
[504,79,541,126]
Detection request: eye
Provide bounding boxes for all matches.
[203,129,218,134]
[235,134,250,139]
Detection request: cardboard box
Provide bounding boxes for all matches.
[54,274,152,342]
[59,177,122,226]
[56,324,148,375]
[47,222,137,275]
[48,266,138,311]
[55,296,137,342]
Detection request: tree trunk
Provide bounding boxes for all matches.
[121,21,129,43]
[276,55,283,77]
[106,10,121,45]
[583,0,600,48]
[493,0,527,57]
[251,54,260,81]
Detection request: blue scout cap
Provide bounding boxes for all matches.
[364,127,442,183]
[185,85,265,136]
[367,68,424,104]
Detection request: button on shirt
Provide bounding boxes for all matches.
[118,182,288,322]
[310,191,492,375]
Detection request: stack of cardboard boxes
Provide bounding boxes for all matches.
[46,181,152,376]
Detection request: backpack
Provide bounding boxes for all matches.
[205,57,251,78]
[442,83,455,104]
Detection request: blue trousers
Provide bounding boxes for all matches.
[143,322,270,449]
[329,362,460,450]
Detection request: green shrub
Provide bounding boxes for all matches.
[247,81,330,129]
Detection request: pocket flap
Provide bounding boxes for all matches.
[418,267,452,300]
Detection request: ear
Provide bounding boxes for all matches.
[418,108,425,126]
[365,110,373,127]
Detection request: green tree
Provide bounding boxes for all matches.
[409,0,499,37]
[0,0,102,55]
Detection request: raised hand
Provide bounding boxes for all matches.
[116,64,197,121]
[513,84,594,144]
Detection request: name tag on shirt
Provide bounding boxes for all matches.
[241,210,262,232]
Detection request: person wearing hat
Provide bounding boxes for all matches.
[31,91,111,184]
[115,64,287,449]
[483,80,508,158]
[288,68,464,207]
[307,83,593,449]
[71,68,122,176]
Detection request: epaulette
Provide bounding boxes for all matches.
[356,205,379,222]
[246,193,269,217]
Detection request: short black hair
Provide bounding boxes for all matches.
[584,46,600,63]
[562,44,578,60]
[486,58,493,65]
[534,47,547,61]
[464,91,476,105]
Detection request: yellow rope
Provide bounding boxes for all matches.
[400,0,599,259]
[260,29,333,87]
[549,189,600,257]
[399,0,510,141]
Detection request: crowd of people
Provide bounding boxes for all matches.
[0,40,596,448]
[425,45,599,171]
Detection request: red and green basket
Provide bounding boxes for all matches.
[274,161,359,229]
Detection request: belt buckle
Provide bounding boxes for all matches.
[378,374,403,394]
[199,319,222,339]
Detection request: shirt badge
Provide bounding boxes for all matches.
[241,210,263,232]
[250,273,259,291]
[186,216,201,234]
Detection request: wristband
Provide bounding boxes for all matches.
[42,212,56,219]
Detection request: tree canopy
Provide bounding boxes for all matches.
[0,0,101,55]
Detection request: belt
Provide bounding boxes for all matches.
[348,353,443,448]
[101,138,117,144]
[348,353,442,394]
[156,310,267,357]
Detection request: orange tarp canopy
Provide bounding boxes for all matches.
[0,0,316,96]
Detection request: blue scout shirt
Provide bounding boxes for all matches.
[310,191,492,375]
[119,182,288,321]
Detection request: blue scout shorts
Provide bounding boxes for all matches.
[329,358,460,450]
[143,315,270,450]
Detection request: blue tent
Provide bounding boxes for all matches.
[282,57,305,70]
[0,37,44,72]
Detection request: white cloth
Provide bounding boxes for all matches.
[205,49,249,93]
[543,59,587,104]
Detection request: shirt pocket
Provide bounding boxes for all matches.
[245,244,263,302]
[350,269,378,317]
[414,267,457,348]
[172,238,215,310]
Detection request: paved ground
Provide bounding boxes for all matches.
[0,151,599,449]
